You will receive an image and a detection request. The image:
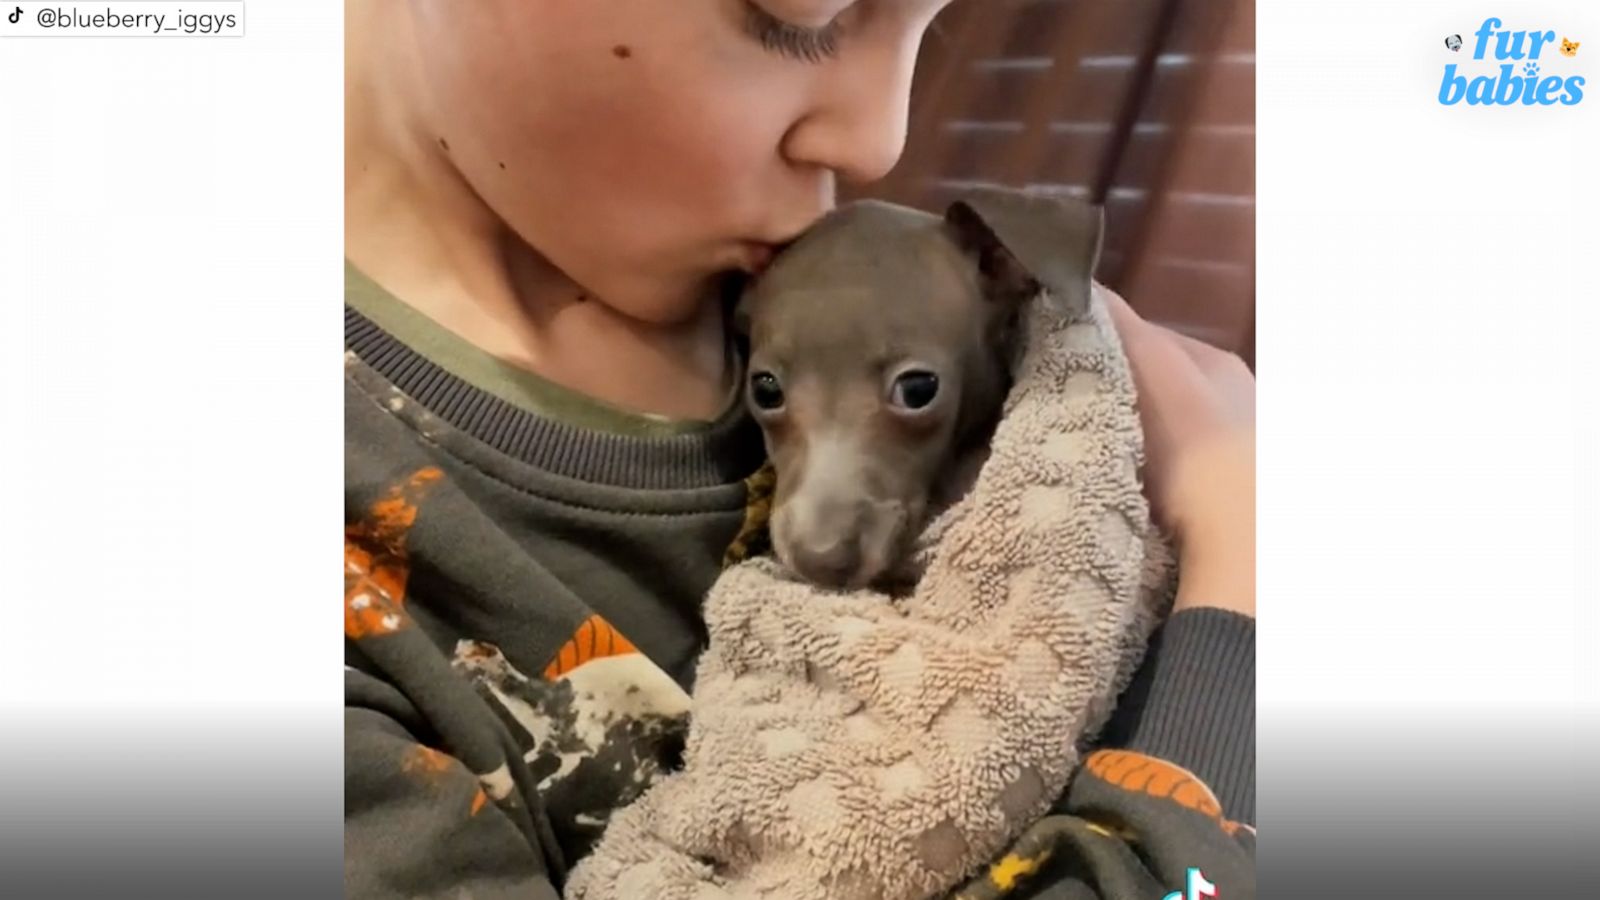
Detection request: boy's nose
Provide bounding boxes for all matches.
[781,42,915,185]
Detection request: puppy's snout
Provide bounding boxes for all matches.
[773,436,916,588]
[776,493,903,589]
[781,496,868,588]
[789,535,862,589]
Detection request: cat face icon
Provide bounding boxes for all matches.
[1560,37,1580,57]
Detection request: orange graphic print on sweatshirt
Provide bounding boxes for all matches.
[345,467,443,640]
[1086,749,1247,836]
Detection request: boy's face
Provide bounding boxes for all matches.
[402,0,951,323]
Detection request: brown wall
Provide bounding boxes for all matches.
[847,0,1256,366]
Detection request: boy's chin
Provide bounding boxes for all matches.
[598,270,728,327]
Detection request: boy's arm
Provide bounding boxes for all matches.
[958,747,1256,900]
[1097,607,1256,823]
[345,676,562,900]
[955,608,1256,900]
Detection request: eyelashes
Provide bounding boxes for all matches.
[744,3,843,63]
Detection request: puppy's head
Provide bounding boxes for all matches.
[737,190,1102,589]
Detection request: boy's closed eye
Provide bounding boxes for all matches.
[752,0,858,29]
[744,1,859,62]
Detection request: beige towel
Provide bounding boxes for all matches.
[566,283,1174,900]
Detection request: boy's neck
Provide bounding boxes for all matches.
[344,30,734,422]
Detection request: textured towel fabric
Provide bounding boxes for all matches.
[565,283,1175,900]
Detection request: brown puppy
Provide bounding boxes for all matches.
[737,189,1103,589]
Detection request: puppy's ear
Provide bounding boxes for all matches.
[944,187,1104,318]
[945,200,1042,310]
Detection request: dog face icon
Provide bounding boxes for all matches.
[1560,37,1580,57]
[1445,34,1463,52]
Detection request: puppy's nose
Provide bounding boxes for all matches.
[790,537,862,589]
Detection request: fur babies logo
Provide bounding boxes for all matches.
[1439,17,1584,105]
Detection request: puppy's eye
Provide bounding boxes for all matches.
[889,371,939,411]
[750,372,785,411]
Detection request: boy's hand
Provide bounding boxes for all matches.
[1103,289,1255,617]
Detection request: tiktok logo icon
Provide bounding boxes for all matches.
[1162,867,1217,900]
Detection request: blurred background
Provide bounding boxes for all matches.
[847,0,1255,367]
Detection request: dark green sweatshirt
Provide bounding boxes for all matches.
[343,264,1256,900]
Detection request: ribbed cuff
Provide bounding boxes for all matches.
[1118,607,1255,824]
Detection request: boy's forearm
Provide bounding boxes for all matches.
[1104,607,1256,823]
[960,608,1256,898]
[962,741,1255,899]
